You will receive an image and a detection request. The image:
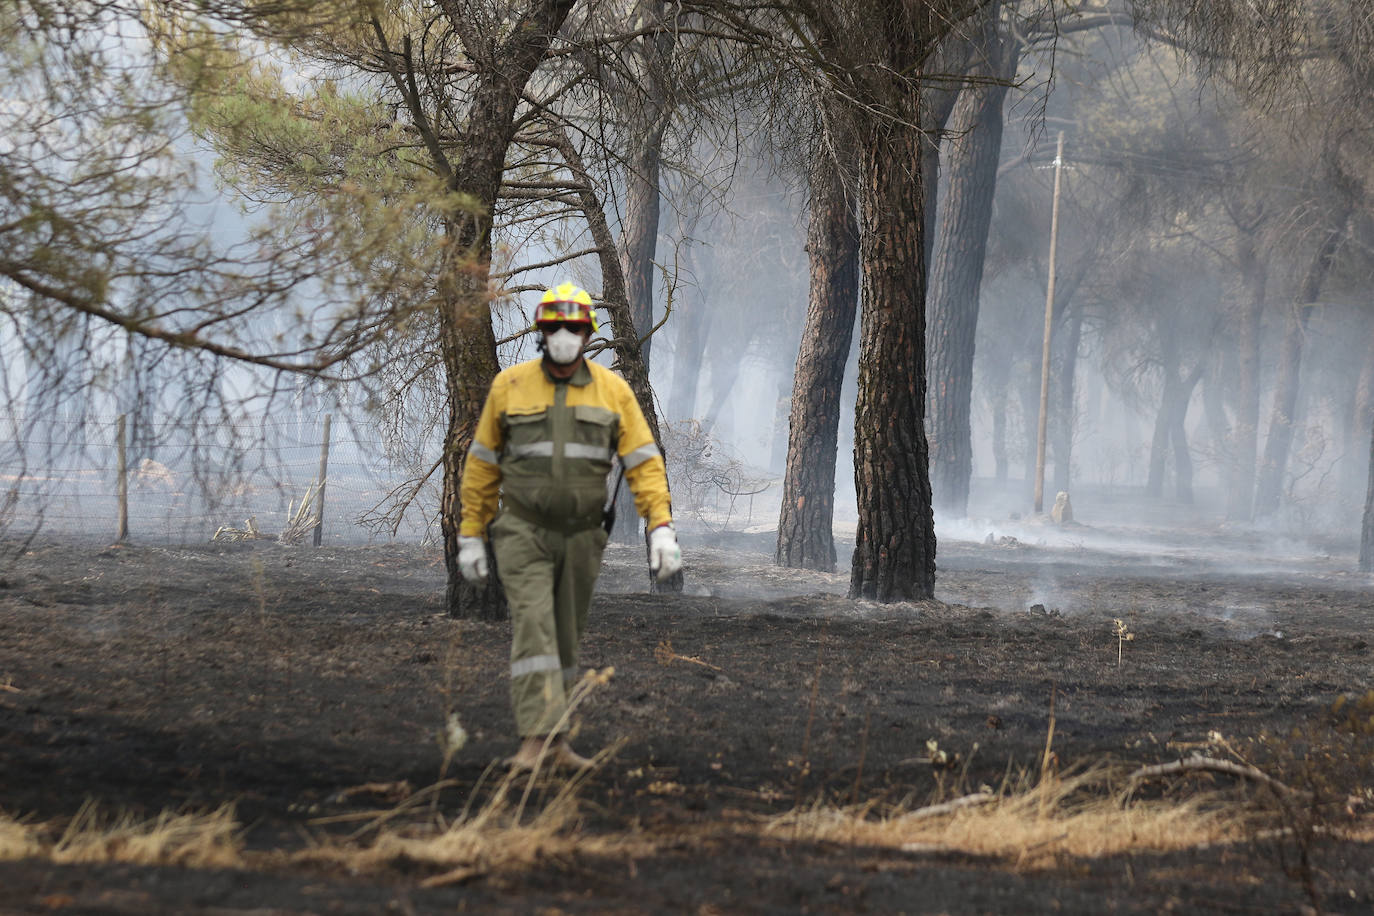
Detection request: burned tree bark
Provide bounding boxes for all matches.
[605,1,677,548]
[1170,386,1197,503]
[708,0,997,596]
[438,263,507,620]
[621,129,668,368]
[540,123,682,591]
[426,0,576,618]
[1225,228,1267,521]
[1254,210,1349,517]
[1019,368,1040,488]
[1145,363,1203,502]
[919,35,973,269]
[667,240,711,422]
[850,116,935,600]
[776,150,859,571]
[617,3,675,370]
[542,126,662,443]
[925,13,1015,517]
[1346,323,1374,499]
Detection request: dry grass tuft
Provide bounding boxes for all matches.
[768,768,1251,868]
[0,812,44,861]
[294,771,647,888]
[1,802,242,868]
[52,801,243,868]
[277,480,322,545]
[295,667,633,887]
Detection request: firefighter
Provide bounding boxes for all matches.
[456,282,681,771]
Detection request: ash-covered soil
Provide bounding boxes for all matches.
[1,521,1373,914]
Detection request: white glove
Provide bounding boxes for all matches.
[648,524,682,582]
[458,535,488,584]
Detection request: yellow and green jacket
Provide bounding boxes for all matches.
[459,358,672,538]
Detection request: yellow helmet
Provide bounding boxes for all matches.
[534,283,598,331]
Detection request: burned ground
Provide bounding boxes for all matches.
[1,524,1372,914]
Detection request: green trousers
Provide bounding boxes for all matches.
[490,509,609,737]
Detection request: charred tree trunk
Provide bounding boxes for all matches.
[542,126,682,591]
[1145,380,1172,500]
[1145,365,1202,502]
[622,132,666,368]
[544,126,660,441]
[427,0,575,618]
[1342,320,1374,500]
[603,4,677,551]
[1171,408,1194,504]
[1146,322,1183,500]
[1201,355,1232,469]
[700,352,744,438]
[439,263,507,620]
[1254,214,1348,517]
[926,20,1014,517]
[667,265,710,422]
[1225,231,1267,521]
[1172,364,1205,504]
[544,124,676,576]
[918,36,968,269]
[777,149,859,571]
[850,117,936,600]
[617,4,675,369]
[1019,370,1039,488]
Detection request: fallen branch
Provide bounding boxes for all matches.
[902,791,997,822]
[420,865,485,888]
[1123,757,1298,806]
[653,639,722,671]
[212,516,265,542]
[328,780,413,804]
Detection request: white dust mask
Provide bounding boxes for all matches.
[544,327,584,364]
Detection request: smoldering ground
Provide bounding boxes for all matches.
[1,521,1372,914]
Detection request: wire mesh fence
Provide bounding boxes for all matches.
[0,408,440,546]
[0,404,791,548]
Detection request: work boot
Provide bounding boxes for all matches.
[507,736,594,772]
[552,736,594,770]
[507,736,553,772]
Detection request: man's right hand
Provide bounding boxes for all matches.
[648,524,682,582]
[458,536,489,584]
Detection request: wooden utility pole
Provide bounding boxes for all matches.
[115,414,129,543]
[313,413,331,548]
[1033,132,1064,514]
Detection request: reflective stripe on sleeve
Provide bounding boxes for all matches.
[508,441,555,458]
[564,443,615,461]
[621,442,661,469]
[510,654,562,679]
[468,441,500,465]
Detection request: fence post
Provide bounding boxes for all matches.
[313,413,331,547]
[115,414,129,543]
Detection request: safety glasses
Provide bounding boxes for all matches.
[540,320,590,333]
